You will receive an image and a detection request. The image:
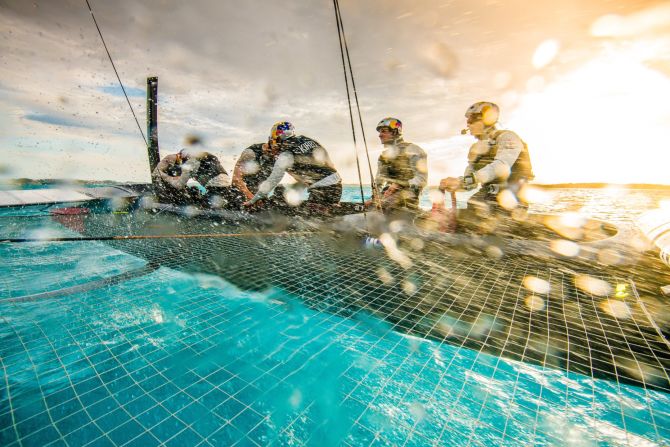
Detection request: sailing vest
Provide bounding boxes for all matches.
[241,144,275,193]
[471,130,534,185]
[378,141,422,188]
[188,153,228,187]
[280,135,337,182]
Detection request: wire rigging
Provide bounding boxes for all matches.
[82,0,378,214]
[333,0,379,204]
[84,0,147,146]
[332,0,366,211]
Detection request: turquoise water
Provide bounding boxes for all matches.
[1,188,670,446]
[346,185,670,225]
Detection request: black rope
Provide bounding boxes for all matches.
[332,0,367,213]
[333,0,379,205]
[84,0,147,146]
[0,230,314,244]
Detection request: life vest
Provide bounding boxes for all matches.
[379,141,416,186]
[189,153,228,187]
[280,135,337,182]
[471,130,534,184]
[379,140,428,186]
[242,144,275,193]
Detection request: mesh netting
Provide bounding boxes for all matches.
[1,206,669,446]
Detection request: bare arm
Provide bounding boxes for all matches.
[232,148,258,201]
[248,152,294,204]
[153,155,191,189]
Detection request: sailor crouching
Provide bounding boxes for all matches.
[230,141,276,208]
[151,148,235,207]
[439,101,534,229]
[245,121,342,214]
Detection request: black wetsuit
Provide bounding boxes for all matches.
[278,135,341,206]
[250,135,342,207]
[152,152,232,206]
[239,143,275,194]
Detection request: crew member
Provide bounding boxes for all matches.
[368,117,427,212]
[152,148,232,206]
[439,101,534,217]
[231,141,276,205]
[246,122,342,209]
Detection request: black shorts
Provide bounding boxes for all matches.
[308,183,342,206]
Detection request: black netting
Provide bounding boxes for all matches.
[1,205,669,446]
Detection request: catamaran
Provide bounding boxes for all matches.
[1,1,669,446]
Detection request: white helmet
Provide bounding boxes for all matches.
[465,101,499,126]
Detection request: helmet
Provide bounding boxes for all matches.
[376,117,403,135]
[176,148,187,162]
[465,102,499,126]
[270,121,295,142]
[178,147,203,160]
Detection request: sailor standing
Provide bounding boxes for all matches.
[368,117,427,212]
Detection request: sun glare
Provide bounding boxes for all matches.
[508,43,670,184]
[532,39,560,69]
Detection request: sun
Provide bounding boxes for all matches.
[507,41,670,185]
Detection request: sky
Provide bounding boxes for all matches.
[0,0,669,185]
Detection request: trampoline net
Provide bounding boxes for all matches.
[1,206,669,446]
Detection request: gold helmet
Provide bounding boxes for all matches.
[465,102,499,126]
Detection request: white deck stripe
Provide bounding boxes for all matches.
[0,189,93,206]
[0,186,143,207]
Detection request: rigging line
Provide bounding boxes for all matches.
[0,230,315,244]
[332,0,367,216]
[334,0,379,204]
[84,0,147,146]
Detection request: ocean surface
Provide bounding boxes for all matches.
[1,185,669,446]
[343,185,670,224]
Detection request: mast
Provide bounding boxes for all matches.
[146,76,160,175]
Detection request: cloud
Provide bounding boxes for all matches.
[3,142,151,182]
[591,4,670,37]
[98,85,145,97]
[23,113,89,128]
[1,0,669,184]
[418,135,473,182]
